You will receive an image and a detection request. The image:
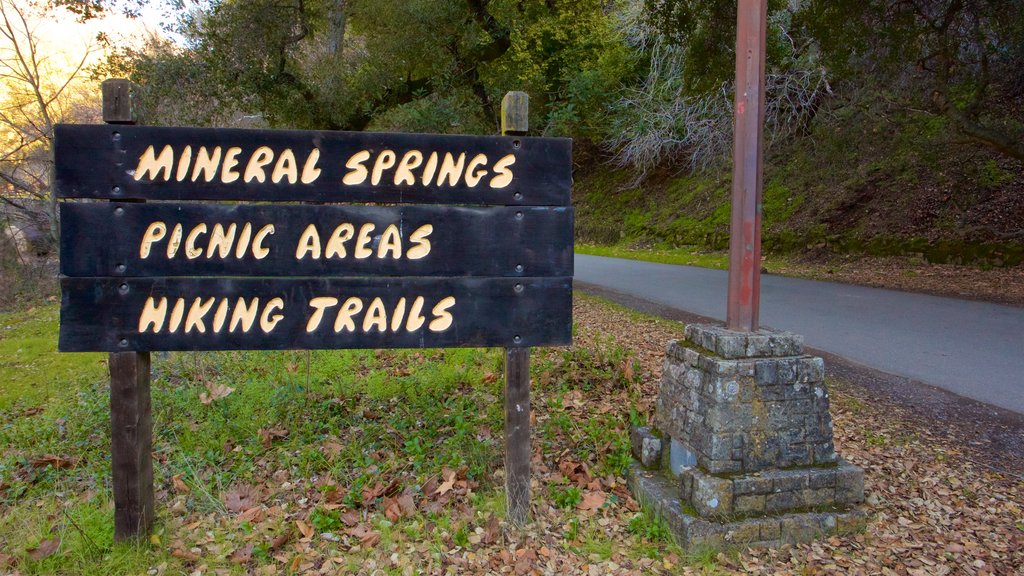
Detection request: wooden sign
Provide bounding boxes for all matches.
[57,123,573,353]
[54,124,572,205]
[59,277,571,352]
[60,203,572,278]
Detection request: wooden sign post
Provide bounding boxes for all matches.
[102,79,154,541]
[58,83,572,539]
[501,91,530,526]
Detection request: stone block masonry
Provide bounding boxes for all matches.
[629,324,866,550]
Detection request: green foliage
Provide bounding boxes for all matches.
[627,510,671,542]
[641,0,790,92]
[977,160,1014,188]
[550,485,583,509]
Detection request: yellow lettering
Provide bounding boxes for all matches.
[464,153,489,187]
[176,145,193,182]
[295,224,322,260]
[134,145,174,182]
[421,152,439,186]
[252,224,275,259]
[394,150,423,185]
[221,147,242,183]
[354,223,375,259]
[271,149,298,184]
[138,297,168,333]
[185,223,207,259]
[371,150,397,185]
[405,296,426,332]
[167,224,183,258]
[235,223,253,259]
[362,297,387,332]
[244,146,275,183]
[306,297,339,332]
[260,297,285,332]
[343,150,371,185]
[489,154,516,188]
[140,221,167,259]
[334,297,364,332]
[230,298,260,333]
[191,146,222,182]
[437,153,466,187]
[212,299,229,333]
[377,224,401,259]
[406,224,433,260]
[207,223,237,259]
[168,298,186,333]
[184,297,216,333]
[301,148,322,184]
[429,296,456,332]
[390,297,407,332]
[325,223,355,258]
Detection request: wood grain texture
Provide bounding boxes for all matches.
[108,351,154,541]
[59,276,572,352]
[101,79,137,124]
[53,124,571,205]
[59,203,573,278]
[504,346,531,526]
[501,92,530,136]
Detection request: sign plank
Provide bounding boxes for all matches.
[54,124,572,205]
[60,203,573,278]
[59,277,572,352]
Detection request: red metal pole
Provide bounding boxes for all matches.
[727,0,767,332]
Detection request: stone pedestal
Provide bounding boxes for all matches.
[628,324,865,549]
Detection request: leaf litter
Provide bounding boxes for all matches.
[3,297,1021,574]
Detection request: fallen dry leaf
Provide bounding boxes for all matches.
[346,524,381,547]
[577,490,606,512]
[171,548,199,562]
[30,455,78,469]
[339,510,360,527]
[26,537,60,561]
[199,381,234,405]
[296,520,314,541]
[238,506,265,523]
[258,426,288,448]
[268,531,291,551]
[222,485,261,513]
[171,474,189,494]
[482,514,501,545]
[228,543,253,564]
[435,469,457,496]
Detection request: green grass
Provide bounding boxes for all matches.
[577,243,731,269]
[0,298,689,574]
[0,305,106,410]
[576,243,796,274]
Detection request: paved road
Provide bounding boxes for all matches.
[575,254,1024,414]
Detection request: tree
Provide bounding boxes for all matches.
[798,0,1024,161]
[106,0,636,142]
[0,0,99,245]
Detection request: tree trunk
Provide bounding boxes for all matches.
[328,0,347,57]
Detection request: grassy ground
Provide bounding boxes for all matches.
[576,244,731,270]
[0,301,686,575]
[2,297,1021,575]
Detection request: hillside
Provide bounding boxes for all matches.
[575,104,1024,268]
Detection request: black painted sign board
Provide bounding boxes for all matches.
[56,123,573,353]
[54,124,572,205]
[59,277,571,352]
[60,203,573,278]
